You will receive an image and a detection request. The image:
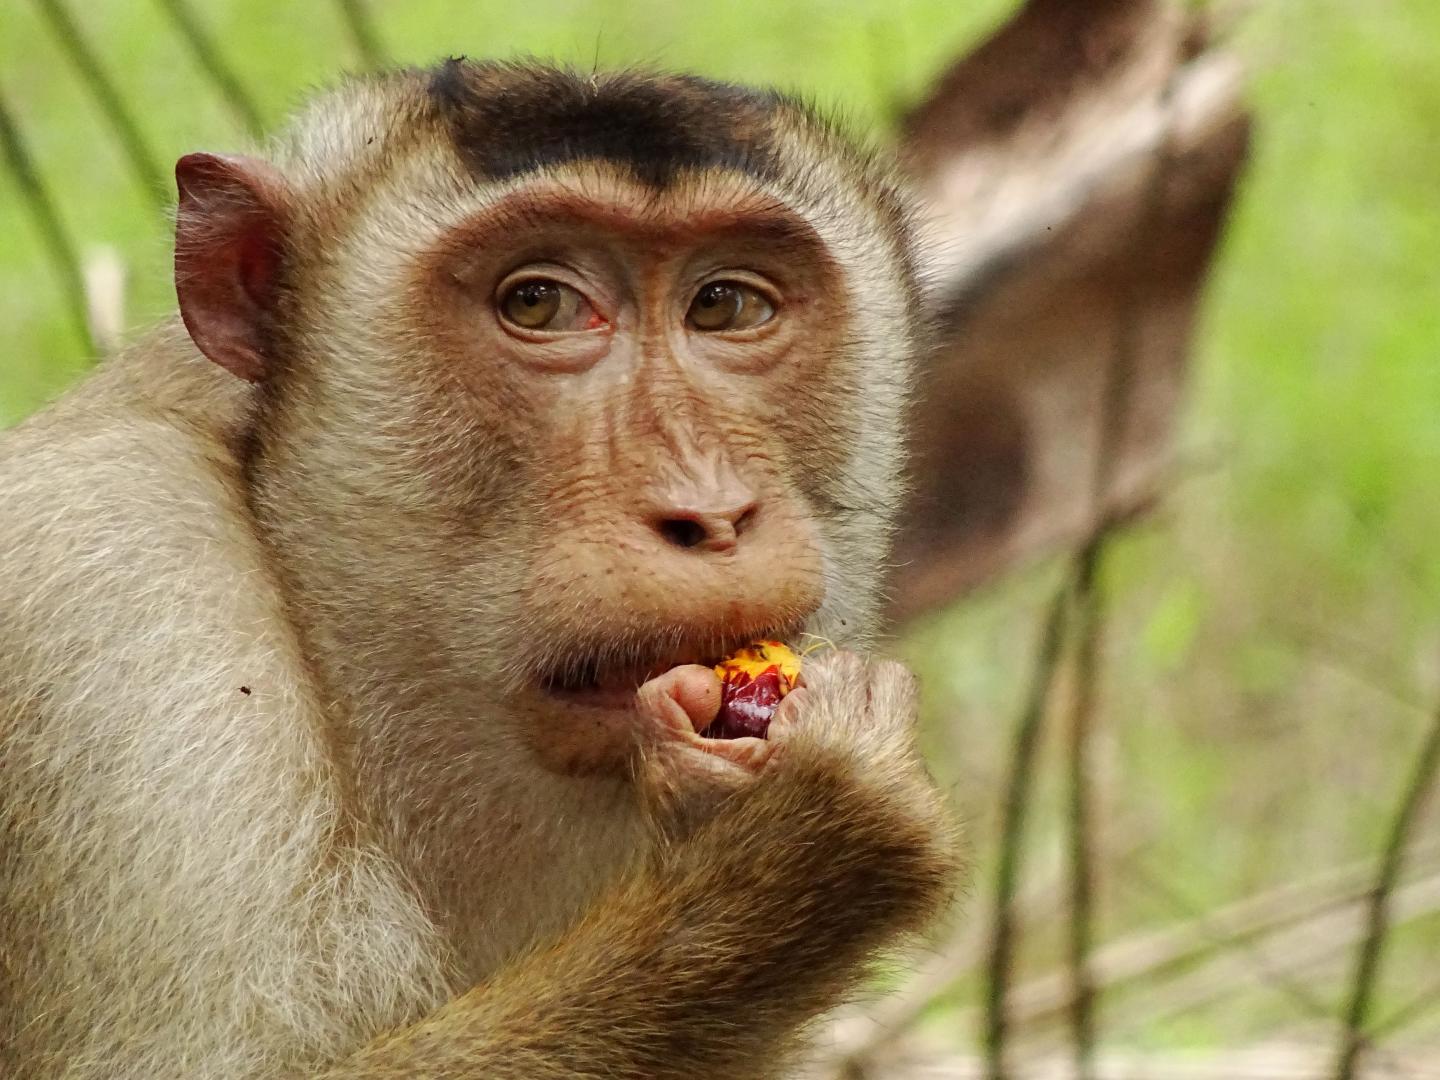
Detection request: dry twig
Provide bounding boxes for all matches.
[1100,872,1440,1043]
[1007,855,1440,1041]
[823,842,1440,1078]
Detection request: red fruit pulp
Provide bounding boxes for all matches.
[701,667,788,740]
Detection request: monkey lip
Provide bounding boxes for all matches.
[538,654,711,705]
[541,683,649,711]
[535,626,797,709]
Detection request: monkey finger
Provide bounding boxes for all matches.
[634,667,771,785]
[635,664,723,739]
[763,685,811,744]
[633,738,769,833]
[695,734,770,769]
[864,658,920,736]
[792,650,868,727]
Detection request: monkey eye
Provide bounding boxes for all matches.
[498,279,598,332]
[686,281,775,333]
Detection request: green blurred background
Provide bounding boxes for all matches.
[3,0,1438,1061]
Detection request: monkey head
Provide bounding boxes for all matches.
[172,62,925,776]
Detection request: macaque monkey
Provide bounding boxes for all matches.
[0,61,958,1078]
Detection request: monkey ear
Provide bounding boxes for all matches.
[174,153,291,383]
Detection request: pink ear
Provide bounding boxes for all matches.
[174,153,291,383]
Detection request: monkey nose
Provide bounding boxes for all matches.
[652,499,758,554]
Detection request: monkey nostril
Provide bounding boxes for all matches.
[658,518,709,550]
[652,498,757,553]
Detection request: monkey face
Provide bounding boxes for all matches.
[177,64,922,778]
[395,172,850,771]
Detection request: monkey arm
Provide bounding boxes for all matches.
[320,750,956,1080]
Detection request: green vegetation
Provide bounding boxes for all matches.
[3,0,1438,1058]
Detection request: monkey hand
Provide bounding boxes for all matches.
[633,664,772,831]
[619,649,961,1058]
[767,649,931,780]
[730,650,958,942]
[639,650,959,937]
[770,649,958,896]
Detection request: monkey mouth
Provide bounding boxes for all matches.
[538,649,719,702]
[535,625,795,707]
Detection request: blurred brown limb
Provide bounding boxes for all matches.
[893,1,1244,1072]
[335,0,388,71]
[153,0,266,140]
[31,0,168,210]
[1333,700,1440,1079]
[0,86,94,354]
[889,0,1250,621]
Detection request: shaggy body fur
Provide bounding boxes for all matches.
[0,62,957,1078]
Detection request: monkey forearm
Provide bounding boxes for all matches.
[317,757,953,1079]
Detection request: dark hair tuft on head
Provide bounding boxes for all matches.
[427,59,788,188]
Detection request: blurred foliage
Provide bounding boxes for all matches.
[903,0,1440,1050]
[3,0,1439,1054]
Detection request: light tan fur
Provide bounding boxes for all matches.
[0,63,957,1078]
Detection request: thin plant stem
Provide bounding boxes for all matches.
[335,0,387,71]
[1056,36,1185,1068]
[1332,699,1440,1079]
[31,0,168,209]
[983,576,1072,1080]
[0,86,93,353]
[1063,541,1104,1080]
[153,0,266,139]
